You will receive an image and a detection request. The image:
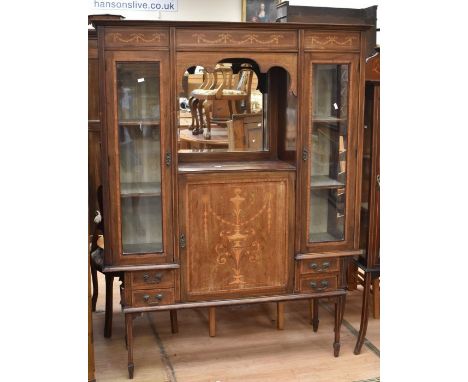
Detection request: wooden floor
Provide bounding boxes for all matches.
[92,273,379,382]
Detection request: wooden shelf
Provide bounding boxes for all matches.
[121,182,161,197]
[310,175,345,189]
[123,242,163,254]
[312,116,347,123]
[308,232,343,243]
[119,120,160,126]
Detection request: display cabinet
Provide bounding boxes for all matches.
[91,18,369,378]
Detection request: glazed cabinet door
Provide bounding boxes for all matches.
[104,51,173,265]
[300,53,360,252]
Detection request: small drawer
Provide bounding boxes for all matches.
[300,258,339,274]
[131,270,174,289]
[300,275,338,294]
[132,289,175,308]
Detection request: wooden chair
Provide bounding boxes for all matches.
[188,68,211,135]
[90,186,124,338]
[191,66,233,139]
[191,65,254,139]
[349,265,380,319]
[219,64,254,116]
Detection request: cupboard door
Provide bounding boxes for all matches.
[105,51,172,265]
[301,53,360,252]
[178,172,295,301]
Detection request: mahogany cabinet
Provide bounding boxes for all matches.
[91,18,369,378]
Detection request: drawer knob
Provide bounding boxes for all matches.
[309,280,329,291]
[143,273,164,284]
[309,262,331,272]
[142,293,163,304]
[154,273,163,283]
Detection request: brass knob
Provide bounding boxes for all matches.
[309,262,318,270]
[143,294,150,302]
[154,273,163,283]
[143,274,150,282]
[309,280,329,291]
[155,294,163,301]
[322,262,330,270]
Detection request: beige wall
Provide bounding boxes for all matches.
[89,0,242,22]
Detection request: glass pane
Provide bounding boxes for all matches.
[117,62,163,254]
[177,62,270,153]
[309,64,348,243]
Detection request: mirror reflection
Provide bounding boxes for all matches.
[178,60,267,153]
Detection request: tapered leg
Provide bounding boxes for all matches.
[277,302,284,330]
[104,275,113,338]
[372,277,380,319]
[203,101,212,140]
[193,99,204,135]
[308,300,312,323]
[90,262,98,312]
[170,310,179,334]
[340,293,347,326]
[209,307,216,337]
[188,97,196,130]
[312,299,319,332]
[354,272,372,355]
[333,296,343,357]
[125,314,134,379]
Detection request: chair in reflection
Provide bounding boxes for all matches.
[219,64,254,116]
[188,68,211,135]
[191,66,233,139]
[191,64,254,139]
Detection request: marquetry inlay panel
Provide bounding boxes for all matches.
[304,31,360,51]
[179,172,293,301]
[105,28,169,48]
[176,29,298,50]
